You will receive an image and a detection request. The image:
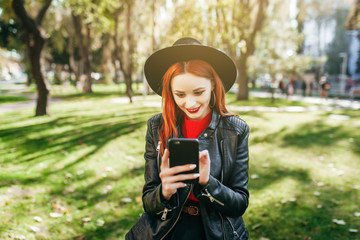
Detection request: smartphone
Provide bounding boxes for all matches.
[168,138,199,184]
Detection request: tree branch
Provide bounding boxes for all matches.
[246,0,268,57]
[12,0,39,35]
[36,0,53,25]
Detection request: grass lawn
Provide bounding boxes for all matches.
[0,95,30,105]
[0,91,359,240]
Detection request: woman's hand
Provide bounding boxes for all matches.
[199,150,210,185]
[159,149,199,200]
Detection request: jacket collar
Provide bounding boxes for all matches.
[208,109,221,130]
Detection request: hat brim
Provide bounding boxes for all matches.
[144,44,237,96]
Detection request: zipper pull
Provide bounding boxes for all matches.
[206,189,215,202]
[161,208,168,220]
[203,189,225,206]
[156,141,161,151]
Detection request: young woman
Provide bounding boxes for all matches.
[127,37,250,240]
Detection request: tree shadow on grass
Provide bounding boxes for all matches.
[246,186,359,240]
[54,91,144,101]
[47,165,145,210]
[64,165,146,239]
[0,108,156,188]
[248,166,311,191]
[251,119,360,155]
[281,120,360,155]
[0,163,146,237]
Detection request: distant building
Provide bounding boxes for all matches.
[348,30,360,81]
[301,5,360,94]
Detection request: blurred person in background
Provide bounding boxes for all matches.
[319,76,330,101]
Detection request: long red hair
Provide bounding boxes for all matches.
[159,60,234,155]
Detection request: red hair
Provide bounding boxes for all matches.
[159,60,235,155]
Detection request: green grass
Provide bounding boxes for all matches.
[242,109,360,239]
[50,84,141,99]
[0,95,30,104]
[0,90,359,239]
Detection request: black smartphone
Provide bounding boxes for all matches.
[168,138,199,184]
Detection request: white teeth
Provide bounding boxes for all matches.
[187,107,199,113]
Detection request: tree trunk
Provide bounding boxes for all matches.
[122,2,134,102]
[124,73,133,103]
[30,37,50,115]
[83,24,92,92]
[25,61,33,86]
[236,0,268,100]
[114,2,134,102]
[12,0,52,116]
[112,8,122,87]
[296,0,305,54]
[236,59,249,100]
[72,13,92,93]
[68,30,80,86]
[54,64,62,85]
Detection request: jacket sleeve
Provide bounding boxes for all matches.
[142,117,178,215]
[194,121,250,217]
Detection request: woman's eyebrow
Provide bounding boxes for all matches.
[193,87,205,91]
[173,87,206,93]
[173,90,185,93]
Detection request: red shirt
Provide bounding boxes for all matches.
[181,111,212,201]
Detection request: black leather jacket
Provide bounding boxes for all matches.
[142,110,250,240]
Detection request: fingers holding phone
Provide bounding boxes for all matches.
[168,138,199,184]
[199,150,210,185]
[159,149,198,200]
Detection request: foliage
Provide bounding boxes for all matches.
[346,0,360,31]
[161,0,204,45]
[1,0,358,100]
[247,0,327,84]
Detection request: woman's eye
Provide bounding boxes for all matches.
[195,91,204,95]
[175,93,185,98]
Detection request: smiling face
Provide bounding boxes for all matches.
[171,73,213,121]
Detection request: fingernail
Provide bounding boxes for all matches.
[190,164,196,169]
[193,173,200,177]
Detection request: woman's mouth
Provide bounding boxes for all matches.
[186,106,200,114]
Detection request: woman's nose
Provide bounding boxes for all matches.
[185,96,196,108]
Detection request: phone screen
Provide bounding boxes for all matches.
[168,138,199,184]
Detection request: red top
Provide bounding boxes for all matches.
[181,111,212,202]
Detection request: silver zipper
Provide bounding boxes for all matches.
[156,208,172,215]
[161,208,169,220]
[155,140,169,220]
[156,141,161,151]
[218,212,226,240]
[156,141,161,173]
[160,184,192,240]
[202,188,225,206]
[224,215,239,239]
[220,139,224,183]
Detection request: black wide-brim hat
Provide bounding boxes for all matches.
[144,37,238,96]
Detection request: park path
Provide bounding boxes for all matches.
[1,91,359,114]
[140,91,360,112]
[0,93,62,114]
